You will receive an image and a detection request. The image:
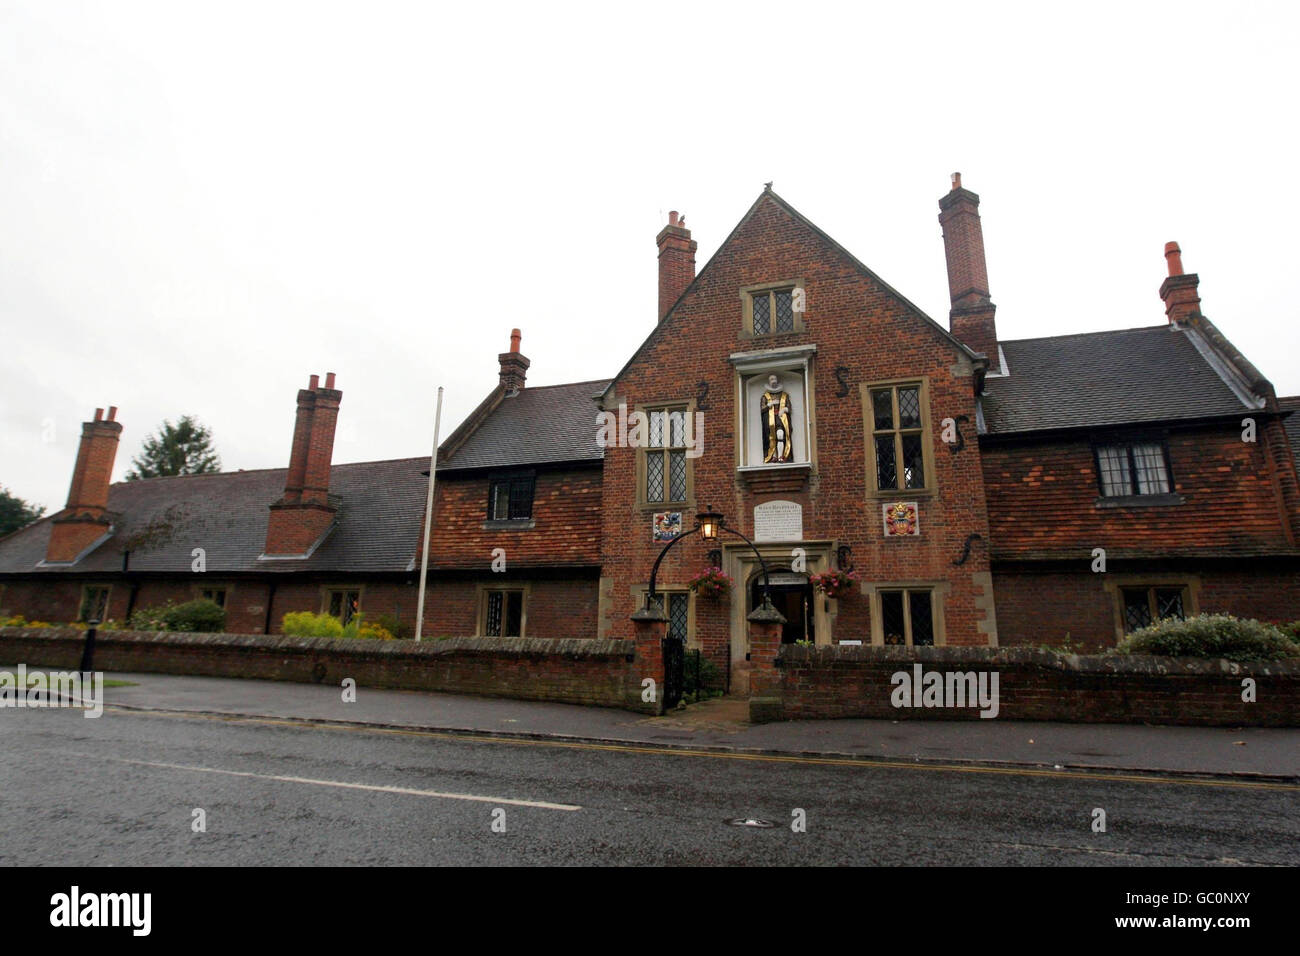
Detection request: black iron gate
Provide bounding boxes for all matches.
[662,636,685,708]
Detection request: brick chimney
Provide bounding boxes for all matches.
[45,406,122,563]
[938,173,1000,373]
[498,328,529,394]
[656,210,697,322]
[281,376,317,505]
[1160,241,1202,324]
[264,374,341,557]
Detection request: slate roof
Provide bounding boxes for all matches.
[981,325,1257,435]
[438,380,611,472]
[0,457,430,575]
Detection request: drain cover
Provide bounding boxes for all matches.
[726,818,777,828]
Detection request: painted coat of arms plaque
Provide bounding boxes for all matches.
[653,511,683,541]
[882,501,919,537]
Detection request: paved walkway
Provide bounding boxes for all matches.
[58,671,1300,780]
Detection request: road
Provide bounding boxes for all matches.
[1,707,1296,866]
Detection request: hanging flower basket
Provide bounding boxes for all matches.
[810,567,859,599]
[688,566,734,598]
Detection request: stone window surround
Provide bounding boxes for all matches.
[1101,574,1201,642]
[320,584,364,623]
[78,583,112,623]
[633,584,696,647]
[860,376,937,499]
[634,397,698,512]
[193,582,233,608]
[739,279,809,338]
[474,581,531,638]
[859,580,951,647]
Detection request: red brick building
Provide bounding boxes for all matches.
[3,178,1298,692]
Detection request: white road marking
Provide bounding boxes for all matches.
[66,752,581,811]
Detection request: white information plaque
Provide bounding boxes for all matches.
[754,500,803,542]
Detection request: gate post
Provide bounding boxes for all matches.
[630,604,668,715]
[747,602,786,724]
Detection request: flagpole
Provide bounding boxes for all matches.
[415,386,443,642]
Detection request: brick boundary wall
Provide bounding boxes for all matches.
[0,627,636,710]
[7,627,1292,726]
[772,645,1300,726]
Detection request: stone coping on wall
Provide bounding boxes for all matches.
[778,643,1300,676]
[0,627,634,661]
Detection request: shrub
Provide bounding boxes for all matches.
[1115,613,1300,663]
[281,611,344,638]
[162,599,225,633]
[683,652,723,696]
[357,621,396,640]
[372,613,411,640]
[126,599,224,633]
[127,604,172,631]
[1,614,56,628]
[1029,633,1087,655]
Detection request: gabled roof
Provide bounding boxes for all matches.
[981,324,1262,435]
[436,379,611,472]
[0,458,430,575]
[601,187,983,400]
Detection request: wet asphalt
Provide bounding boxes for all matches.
[2,707,1296,866]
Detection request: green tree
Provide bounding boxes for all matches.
[125,416,221,480]
[0,487,45,536]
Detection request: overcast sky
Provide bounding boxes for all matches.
[3,1,1297,511]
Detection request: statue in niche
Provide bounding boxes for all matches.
[760,373,794,463]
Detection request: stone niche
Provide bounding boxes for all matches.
[730,345,816,493]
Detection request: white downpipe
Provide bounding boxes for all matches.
[415,387,444,642]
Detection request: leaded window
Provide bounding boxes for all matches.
[774,289,795,332]
[327,588,361,625]
[879,588,935,646]
[870,384,927,491]
[484,590,524,637]
[79,586,110,623]
[488,474,535,520]
[645,406,688,503]
[750,288,797,335]
[1121,586,1187,633]
[648,591,689,643]
[753,294,770,334]
[1096,442,1171,497]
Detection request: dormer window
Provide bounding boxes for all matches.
[488,473,535,520]
[1095,442,1171,497]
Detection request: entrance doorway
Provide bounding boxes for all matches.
[750,571,814,644]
